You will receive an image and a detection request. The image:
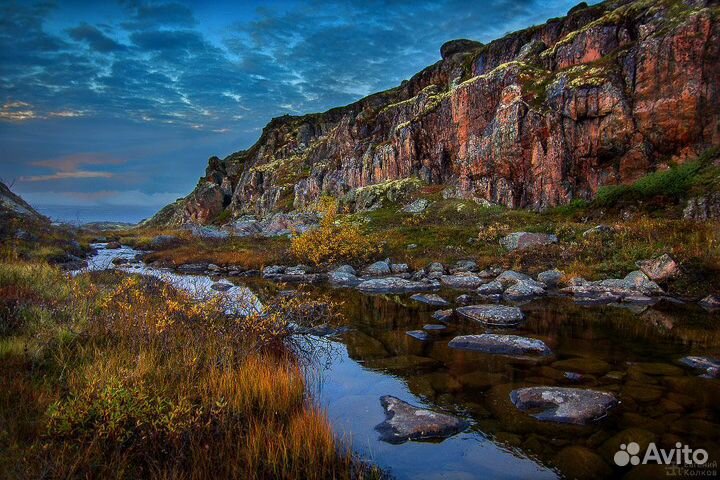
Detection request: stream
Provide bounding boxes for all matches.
[80,243,720,479]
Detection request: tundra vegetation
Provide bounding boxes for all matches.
[0,260,380,479]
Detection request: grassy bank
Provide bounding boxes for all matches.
[0,262,377,479]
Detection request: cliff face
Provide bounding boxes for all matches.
[152,0,720,226]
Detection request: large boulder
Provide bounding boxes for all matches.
[440,39,483,60]
[537,269,564,287]
[362,259,392,276]
[500,232,558,251]
[636,254,680,281]
[448,334,551,357]
[357,277,439,294]
[510,387,618,425]
[375,396,466,444]
[455,305,524,327]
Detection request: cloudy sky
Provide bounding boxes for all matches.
[0,0,584,221]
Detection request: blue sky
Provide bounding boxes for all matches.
[0,0,585,215]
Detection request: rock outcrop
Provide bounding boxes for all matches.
[150,0,720,226]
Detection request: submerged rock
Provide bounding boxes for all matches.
[510,387,618,425]
[448,334,551,357]
[375,395,466,444]
[357,277,439,294]
[455,305,524,327]
[678,356,720,378]
[406,330,431,341]
[699,295,720,310]
[500,232,558,251]
[410,293,450,307]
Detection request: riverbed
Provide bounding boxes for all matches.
[81,244,720,479]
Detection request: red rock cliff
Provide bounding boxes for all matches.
[152,0,720,225]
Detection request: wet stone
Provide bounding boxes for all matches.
[357,277,439,294]
[440,274,484,290]
[432,309,454,323]
[510,387,618,425]
[375,395,466,444]
[448,334,551,357]
[455,304,524,327]
[678,356,720,378]
[406,330,430,342]
[423,324,447,332]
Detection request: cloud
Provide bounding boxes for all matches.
[67,23,127,53]
[19,171,114,182]
[0,101,37,121]
[19,153,125,183]
[21,189,184,207]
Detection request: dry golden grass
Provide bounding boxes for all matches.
[0,262,378,480]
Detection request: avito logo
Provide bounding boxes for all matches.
[614,442,709,467]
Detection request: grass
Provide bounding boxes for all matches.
[0,262,380,479]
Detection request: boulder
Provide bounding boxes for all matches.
[500,232,558,251]
[510,387,618,425]
[477,280,504,295]
[285,264,312,275]
[562,271,664,300]
[440,39,483,60]
[148,235,180,250]
[448,334,551,357]
[636,254,680,281]
[406,330,430,341]
[229,216,263,236]
[410,293,450,307]
[263,265,286,276]
[328,270,361,287]
[440,274,484,289]
[432,309,454,323]
[537,269,564,287]
[363,260,391,276]
[375,395,466,444]
[455,305,524,327]
[426,262,445,274]
[105,241,121,249]
[333,264,356,275]
[401,198,429,214]
[357,277,439,294]
[504,280,546,301]
[391,263,409,274]
[450,260,478,273]
[496,270,533,287]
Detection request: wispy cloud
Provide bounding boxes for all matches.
[20,171,114,182]
[0,101,37,121]
[19,153,125,183]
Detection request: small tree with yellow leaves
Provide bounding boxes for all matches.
[290,198,378,266]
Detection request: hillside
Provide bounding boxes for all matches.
[149,0,720,226]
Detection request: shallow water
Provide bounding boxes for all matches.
[81,246,720,479]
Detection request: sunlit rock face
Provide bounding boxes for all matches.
[151,0,720,226]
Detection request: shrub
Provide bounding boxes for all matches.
[290,199,379,266]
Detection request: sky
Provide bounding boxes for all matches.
[0,0,586,222]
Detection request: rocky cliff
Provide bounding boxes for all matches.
[150,0,720,226]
